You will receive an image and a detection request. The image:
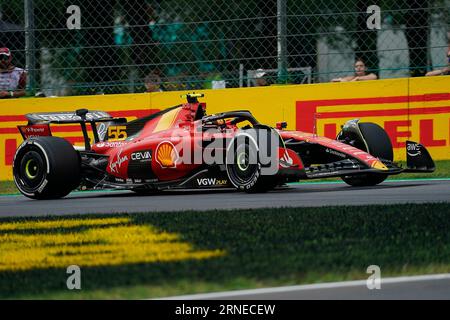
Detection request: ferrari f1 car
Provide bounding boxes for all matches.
[13,93,435,199]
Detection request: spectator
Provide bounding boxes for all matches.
[331,58,377,82]
[254,69,269,86]
[0,47,26,98]
[144,73,163,92]
[203,72,226,89]
[425,49,450,76]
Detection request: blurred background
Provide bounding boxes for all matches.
[0,0,448,96]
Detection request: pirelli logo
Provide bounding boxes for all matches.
[296,93,450,160]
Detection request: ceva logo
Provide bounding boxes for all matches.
[131,150,152,162]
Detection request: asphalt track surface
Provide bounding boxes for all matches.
[0,179,449,218]
[164,274,450,300]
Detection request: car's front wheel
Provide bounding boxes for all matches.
[340,122,393,186]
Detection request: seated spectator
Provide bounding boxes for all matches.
[0,47,26,98]
[254,69,269,86]
[203,72,226,89]
[144,73,163,92]
[331,58,378,82]
[425,49,450,76]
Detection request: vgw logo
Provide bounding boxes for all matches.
[197,178,228,186]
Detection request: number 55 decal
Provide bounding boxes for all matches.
[107,126,127,140]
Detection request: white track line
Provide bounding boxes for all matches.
[159,273,450,300]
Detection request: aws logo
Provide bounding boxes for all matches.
[156,141,179,168]
[406,141,422,157]
[196,178,228,187]
[407,142,422,157]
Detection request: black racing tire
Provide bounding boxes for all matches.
[341,122,393,187]
[13,137,81,199]
[226,132,278,193]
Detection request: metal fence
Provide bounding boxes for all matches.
[0,0,448,96]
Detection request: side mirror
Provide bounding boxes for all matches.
[276,121,287,130]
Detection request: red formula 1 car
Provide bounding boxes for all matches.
[13,93,435,199]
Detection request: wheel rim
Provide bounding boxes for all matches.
[15,149,46,192]
[236,151,249,172]
[25,158,39,179]
[227,142,259,187]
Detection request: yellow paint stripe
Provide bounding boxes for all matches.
[0,217,225,271]
[371,160,388,170]
[0,217,130,231]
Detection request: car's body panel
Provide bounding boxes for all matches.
[279,130,385,169]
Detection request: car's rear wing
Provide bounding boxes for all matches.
[18,109,127,150]
[24,109,119,124]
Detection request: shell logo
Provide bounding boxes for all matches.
[156,141,179,168]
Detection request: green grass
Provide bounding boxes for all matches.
[1,203,450,299]
[2,160,449,195]
[0,181,17,195]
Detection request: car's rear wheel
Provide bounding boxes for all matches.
[13,137,81,199]
[341,122,393,187]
